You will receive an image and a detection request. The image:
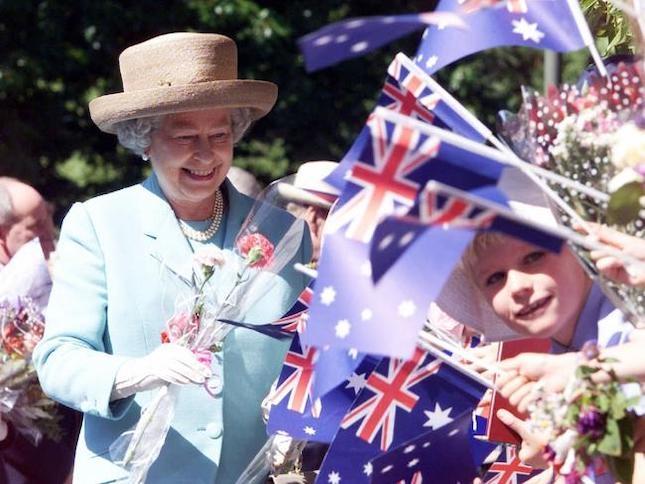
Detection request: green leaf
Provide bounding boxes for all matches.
[607,182,645,225]
[598,419,622,456]
[596,393,610,412]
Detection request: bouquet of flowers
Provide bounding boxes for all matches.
[499,61,645,322]
[0,296,62,444]
[109,185,310,483]
[528,342,638,483]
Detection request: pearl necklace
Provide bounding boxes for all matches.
[178,190,224,242]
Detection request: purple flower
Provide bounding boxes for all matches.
[576,407,606,440]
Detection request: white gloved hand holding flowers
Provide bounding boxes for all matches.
[111,343,212,401]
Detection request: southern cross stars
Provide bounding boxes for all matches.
[423,402,453,430]
[345,372,368,394]
[320,286,336,305]
[335,319,351,339]
[328,470,341,484]
[511,17,544,43]
[398,300,417,318]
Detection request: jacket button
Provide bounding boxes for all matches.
[206,421,222,439]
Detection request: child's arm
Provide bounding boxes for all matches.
[498,330,645,412]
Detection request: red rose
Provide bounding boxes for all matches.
[160,330,170,344]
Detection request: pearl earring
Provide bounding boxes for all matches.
[142,153,150,162]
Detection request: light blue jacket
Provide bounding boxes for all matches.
[34,174,311,484]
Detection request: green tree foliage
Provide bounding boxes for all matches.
[0,1,637,220]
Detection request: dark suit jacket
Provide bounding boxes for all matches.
[0,404,80,484]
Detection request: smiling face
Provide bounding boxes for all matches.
[148,108,234,218]
[471,235,592,344]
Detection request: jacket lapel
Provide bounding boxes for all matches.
[140,175,195,288]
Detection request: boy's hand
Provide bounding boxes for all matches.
[585,223,645,288]
[496,409,549,469]
[498,352,578,412]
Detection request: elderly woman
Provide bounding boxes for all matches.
[34,32,310,484]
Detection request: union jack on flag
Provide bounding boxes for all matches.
[369,182,564,282]
[375,63,439,126]
[317,348,485,483]
[267,336,381,442]
[271,286,313,334]
[324,115,441,243]
[267,338,319,414]
[340,347,441,451]
[324,52,485,193]
[484,446,537,483]
[418,188,496,229]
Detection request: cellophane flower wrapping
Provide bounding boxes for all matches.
[109,185,310,483]
[498,62,645,324]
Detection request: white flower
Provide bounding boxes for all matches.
[612,123,645,170]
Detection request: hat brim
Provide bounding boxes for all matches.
[89,79,277,134]
[276,183,334,209]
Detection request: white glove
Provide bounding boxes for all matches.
[111,344,212,401]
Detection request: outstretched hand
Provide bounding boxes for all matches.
[585,223,645,288]
[497,352,578,413]
[496,409,549,469]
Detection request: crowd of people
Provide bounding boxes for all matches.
[0,29,643,484]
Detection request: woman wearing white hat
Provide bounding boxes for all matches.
[277,161,340,265]
[34,32,310,483]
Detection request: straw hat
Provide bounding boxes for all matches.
[89,32,278,134]
[434,167,560,341]
[277,161,341,209]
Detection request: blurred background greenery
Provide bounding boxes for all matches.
[0,0,637,222]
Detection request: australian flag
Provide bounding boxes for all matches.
[266,334,381,442]
[369,410,479,483]
[483,446,538,483]
[317,348,485,483]
[323,111,504,244]
[216,286,313,340]
[416,0,590,74]
[326,52,486,192]
[298,12,464,72]
[369,181,565,282]
[301,111,505,359]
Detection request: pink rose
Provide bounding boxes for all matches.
[165,312,197,342]
[236,233,275,268]
[193,349,213,367]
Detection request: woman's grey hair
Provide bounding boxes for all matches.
[115,108,253,159]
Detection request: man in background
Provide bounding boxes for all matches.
[0,177,56,267]
[0,177,79,484]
